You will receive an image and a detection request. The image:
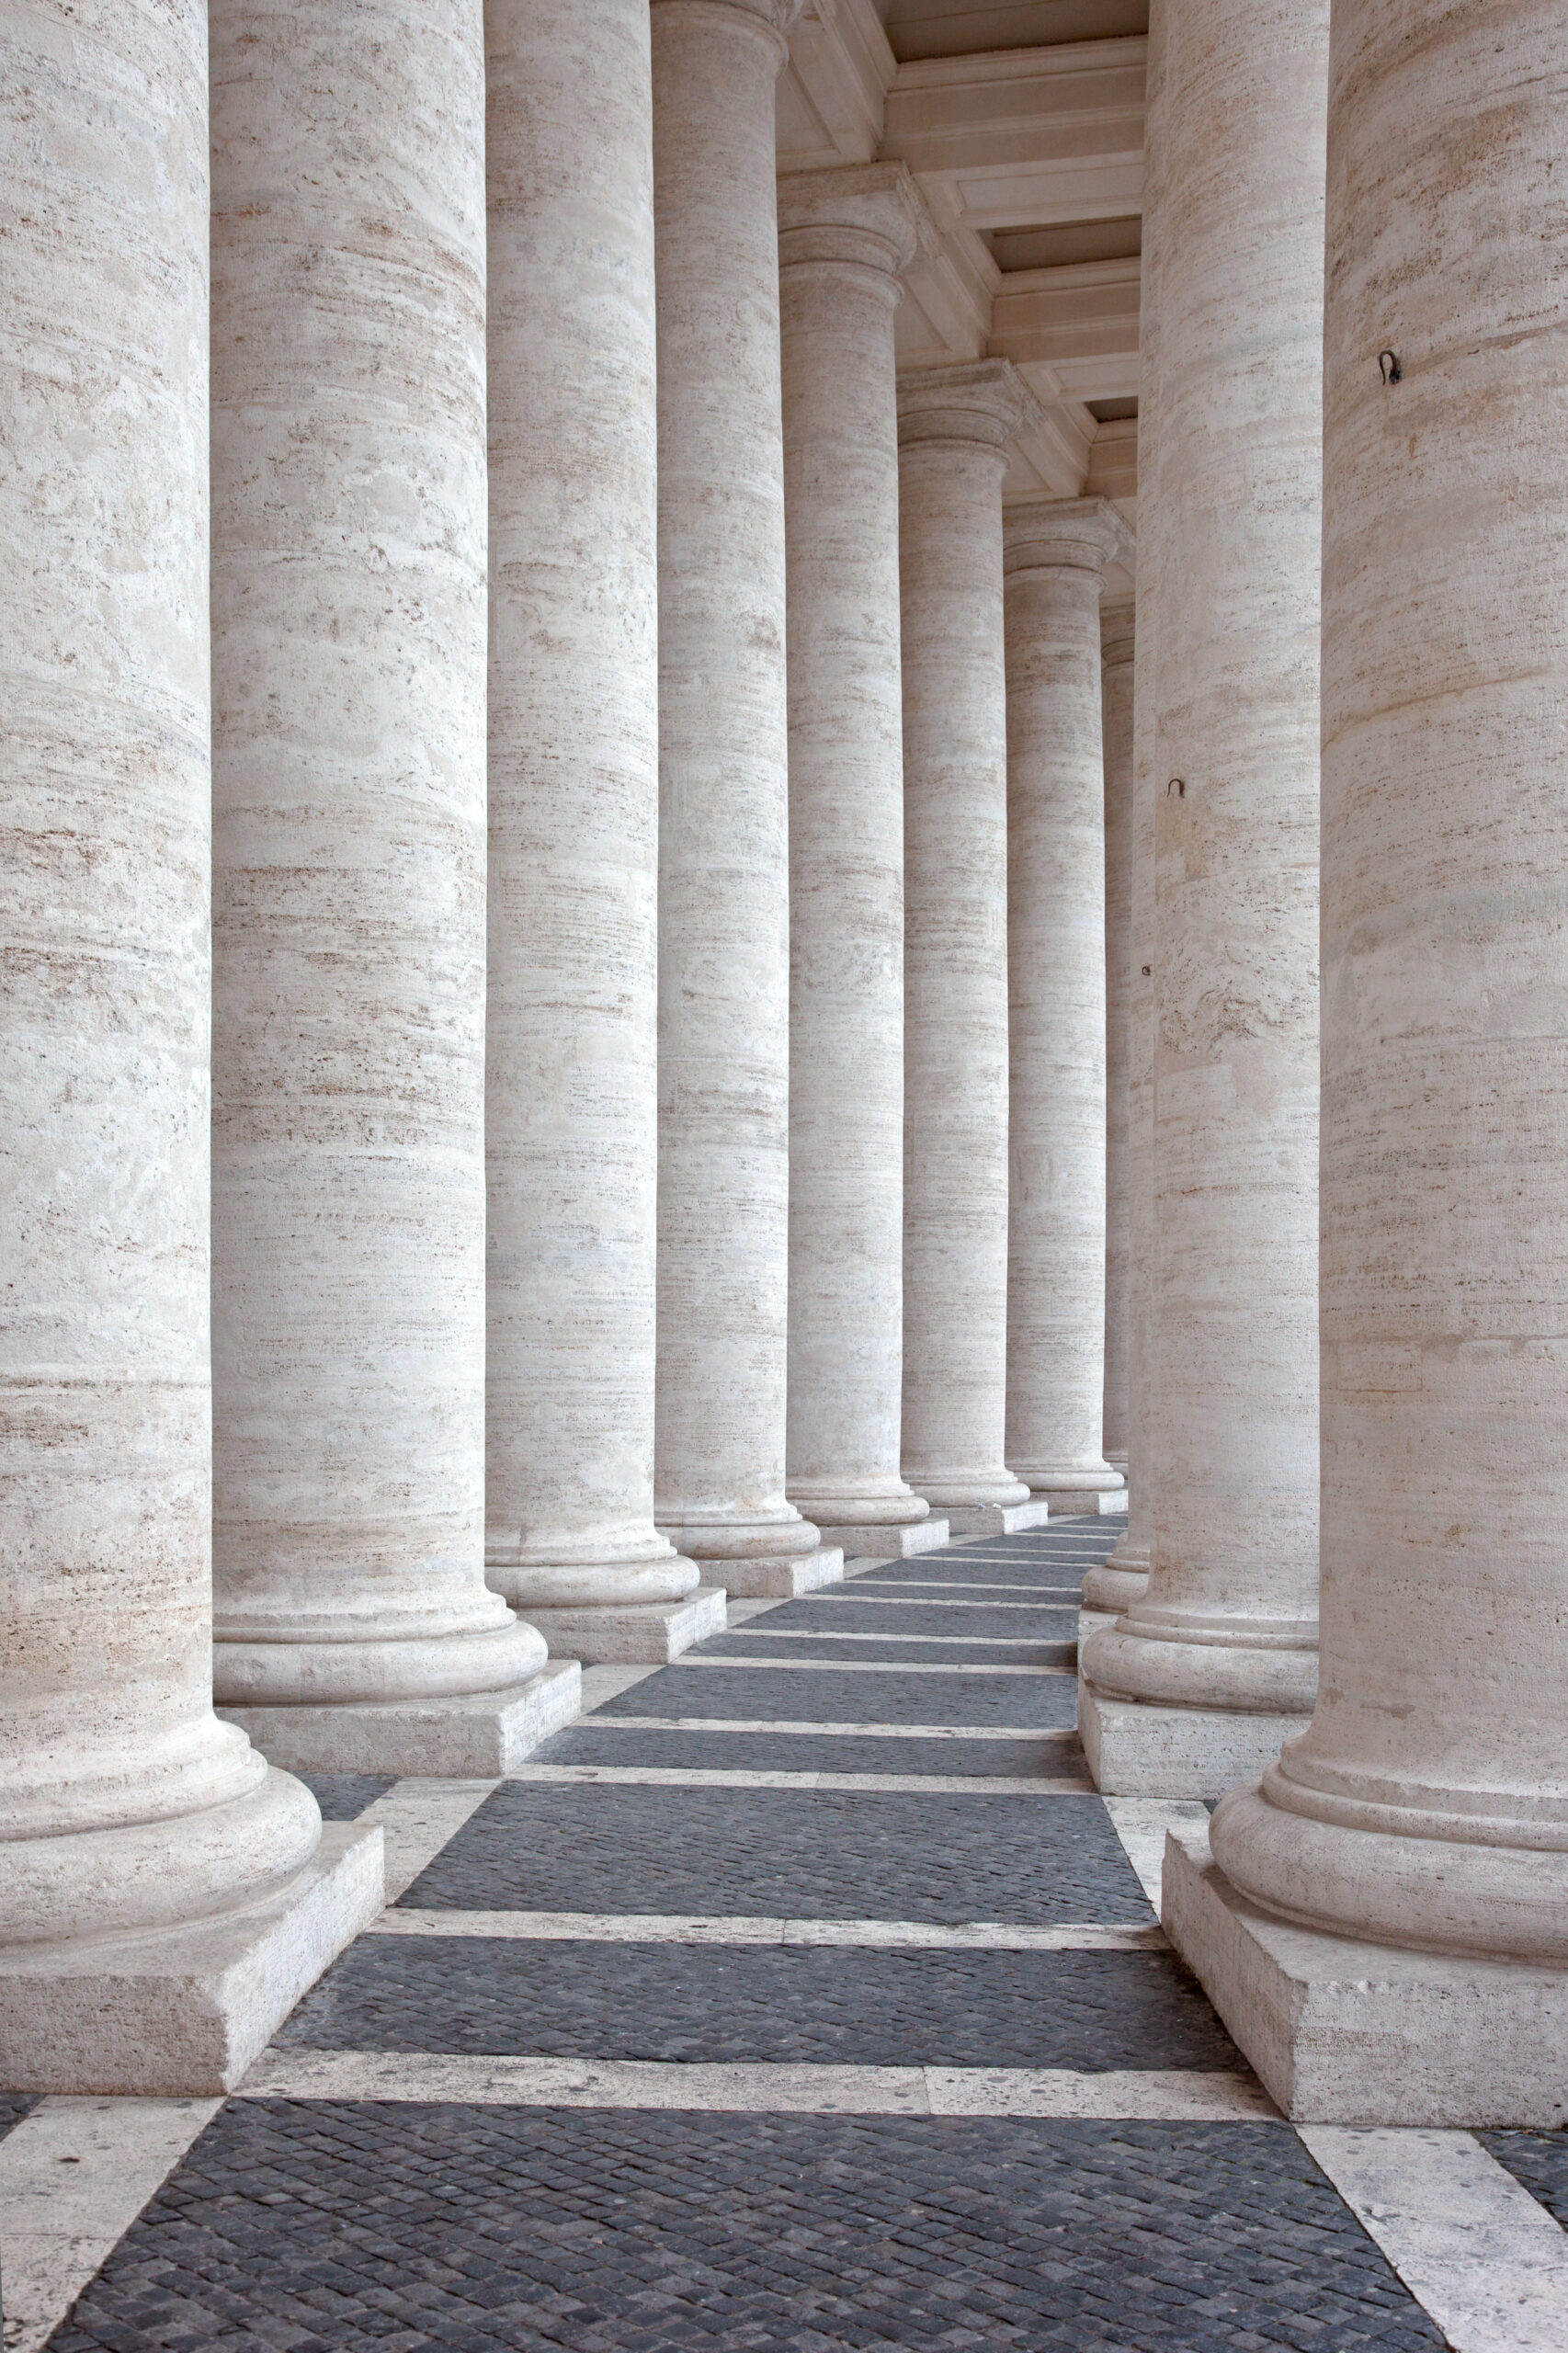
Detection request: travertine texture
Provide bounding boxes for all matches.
[779,165,928,1540]
[652,0,822,1577]
[0,0,335,1979]
[1004,498,1130,1509]
[898,362,1037,1512]
[1081,0,1326,1768]
[209,0,547,1737]
[483,0,698,1636]
[1088,0,1166,1622]
[1100,598,1136,1472]
[1210,0,1568,1967]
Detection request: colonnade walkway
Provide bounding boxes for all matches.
[6,1527,1568,2348]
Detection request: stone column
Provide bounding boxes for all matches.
[208,0,575,1771]
[483,0,705,1663]
[651,0,831,1596]
[1167,0,1568,2127]
[1085,0,1165,1629]
[899,362,1039,1531]
[778,165,938,1570]
[1100,597,1136,1482]
[1080,0,1325,1791]
[1004,498,1131,1518]
[0,0,379,2095]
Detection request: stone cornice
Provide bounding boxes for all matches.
[895,357,1042,452]
[777,162,927,281]
[1002,494,1134,579]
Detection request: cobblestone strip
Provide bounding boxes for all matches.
[237,2051,1274,2118]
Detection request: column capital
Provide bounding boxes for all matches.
[896,358,1041,454]
[1101,594,1136,668]
[778,163,927,282]
[652,0,802,64]
[1003,494,1134,582]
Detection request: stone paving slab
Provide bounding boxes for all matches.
[590,1663,1083,1728]
[45,2103,1447,2352]
[275,1938,1244,2071]
[397,1784,1153,1924]
[533,1727,1084,1778]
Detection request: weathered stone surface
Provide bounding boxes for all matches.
[208,0,547,1755]
[483,0,698,1633]
[1100,597,1136,1475]
[1082,0,1326,1766]
[651,0,823,1581]
[1003,496,1130,1511]
[0,0,344,2038]
[1207,0,1568,1974]
[898,361,1037,1515]
[779,165,931,1549]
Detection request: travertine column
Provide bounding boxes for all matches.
[1171,0,1568,2122]
[0,0,378,2094]
[778,165,935,1565]
[1100,597,1136,1478]
[1080,0,1325,1791]
[899,362,1037,1520]
[483,0,704,1663]
[1086,1,1167,1625]
[1004,498,1131,1517]
[209,0,570,1770]
[652,0,827,1592]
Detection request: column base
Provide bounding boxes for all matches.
[221,1661,583,1778]
[0,1822,382,2097]
[943,1499,1057,1536]
[707,1548,846,1597]
[515,1586,726,1663]
[814,1519,950,1560]
[1078,1684,1312,1799]
[1164,1819,1568,2127]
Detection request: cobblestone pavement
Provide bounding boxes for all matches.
[25,1518,1547,2349]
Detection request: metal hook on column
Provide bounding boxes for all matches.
[1379,349,1402,384]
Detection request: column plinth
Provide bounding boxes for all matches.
[1169,0,1568,2121]
[779,165,930,1545]
[651,0,831,1597]
[898,361,1040,1512]
[0,0,378,2092]
[1080,0,1324,1787]
[482,0,701,1663]
[1004,498,1131,1518]
[208,0,564,1762]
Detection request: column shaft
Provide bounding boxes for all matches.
[1212,0,1568,1963]
[0,0,374,2092]
[1080,0,1327,1790]
[1101,597,1137,1478]
[779,165,929,1553]
[209,0,556,1768]
[652,0,824,1587]
[899,364,1037,1515]
[483,0,700,1661]
[1004,499,1130,1517]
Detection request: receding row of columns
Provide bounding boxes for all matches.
[0,0,1129,2088]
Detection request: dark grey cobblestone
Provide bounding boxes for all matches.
[0,2093,38,2140]
[296,1773,398,1822]
[699,1631,1077,1667]
[47,2105,1446,2353]
[593,1663,1082,1728]
[278,1939,1243,2071]
[740,1598,1082,1638]
[1480,2129,1568,2223]
[399,1785,1152,1923]
[854,1561,1087,1591]
[534,1726,1086,1779]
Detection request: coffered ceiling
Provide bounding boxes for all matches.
[778,0,1144,535]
